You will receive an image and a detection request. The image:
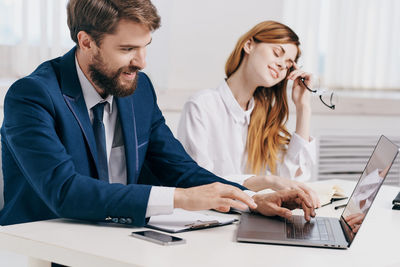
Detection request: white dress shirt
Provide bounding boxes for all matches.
[75,57,174,217]
[177,80,317,185]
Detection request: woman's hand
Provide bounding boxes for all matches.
[243,175,321,208]
[287,62,313,110]
[287,62,313,141]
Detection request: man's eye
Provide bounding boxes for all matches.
[122,48,133,52]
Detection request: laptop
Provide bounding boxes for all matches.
[236,135,399,249]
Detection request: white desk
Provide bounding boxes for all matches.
[0,180,399,267]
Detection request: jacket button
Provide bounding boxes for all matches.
[111,217,119,223]
[119,218,127,224]
[126,218,132,224]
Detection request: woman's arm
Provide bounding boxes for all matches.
[283,64,316,179]
[278,133,317,181]
[287,62,313,142]
[177,101,215,172]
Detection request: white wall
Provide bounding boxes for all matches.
[146,0,285,92]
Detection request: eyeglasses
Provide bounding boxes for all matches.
[300,78,336,110]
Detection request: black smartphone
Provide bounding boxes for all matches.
[131,230,186,246]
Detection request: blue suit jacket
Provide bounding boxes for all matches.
[0,47,245,226]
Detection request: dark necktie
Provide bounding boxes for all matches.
[92,102,109,182]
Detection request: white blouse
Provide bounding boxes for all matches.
[177,80,316,184]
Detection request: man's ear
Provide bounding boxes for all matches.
[77,31,95,52]
[243,38,254,54]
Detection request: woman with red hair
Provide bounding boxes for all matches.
[177,21,319,207]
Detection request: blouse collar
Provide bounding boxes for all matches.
[218,80,254,125]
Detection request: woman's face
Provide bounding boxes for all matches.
[244,41,298,88]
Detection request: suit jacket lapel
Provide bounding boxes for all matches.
[59,47,100,172]
[57,47,138,183]
[116,97,138,184]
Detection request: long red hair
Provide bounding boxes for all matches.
[225,21,301,174]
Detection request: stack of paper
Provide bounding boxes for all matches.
[306,182,346,206]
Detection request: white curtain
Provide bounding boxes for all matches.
[283,0,400,91]
[0,0,73,78]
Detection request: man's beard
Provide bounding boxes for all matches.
[88,52,140,98]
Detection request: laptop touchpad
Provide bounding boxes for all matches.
[242,214,284,232]
[238,214,285,240]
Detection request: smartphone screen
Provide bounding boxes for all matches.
[131,230,186,246]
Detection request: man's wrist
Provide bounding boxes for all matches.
[173,188,185,209]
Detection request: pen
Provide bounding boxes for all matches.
[320,197,348,208]
[334,204,347,210]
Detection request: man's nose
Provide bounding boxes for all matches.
[130,48,146,69]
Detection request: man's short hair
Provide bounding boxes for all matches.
[67,0,161,47]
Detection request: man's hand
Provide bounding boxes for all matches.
[174,182,257,212]
[243,175,321,208]
[271,176,321,208]
[252,189,316,221]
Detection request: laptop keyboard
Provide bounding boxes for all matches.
[285,216,332,241]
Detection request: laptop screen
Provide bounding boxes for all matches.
[340,135,399,246]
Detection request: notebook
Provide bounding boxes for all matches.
[236,135,399,249]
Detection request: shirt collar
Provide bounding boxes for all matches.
[218,80,254,125]
[75,56,114,113]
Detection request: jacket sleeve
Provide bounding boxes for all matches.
[3,77,152,226]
